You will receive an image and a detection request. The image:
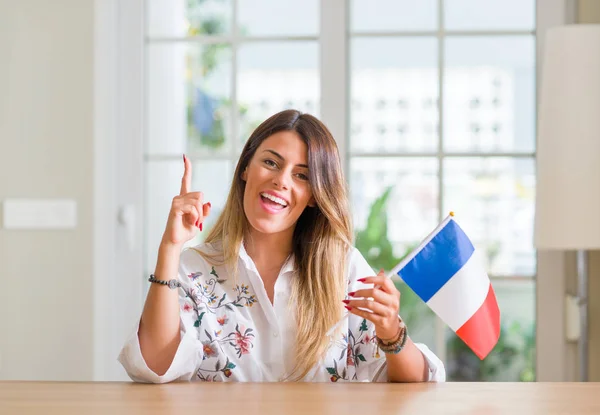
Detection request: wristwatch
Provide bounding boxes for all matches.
[148,274,182,290]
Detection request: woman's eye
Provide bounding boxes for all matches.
[264,159,277,167]
[296,173,309,181]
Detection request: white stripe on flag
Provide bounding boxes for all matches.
[425,251,490,332]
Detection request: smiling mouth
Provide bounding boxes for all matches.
[260,192,288,209]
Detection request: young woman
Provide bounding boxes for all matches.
[119,110,445,383]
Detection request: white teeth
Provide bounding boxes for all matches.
[260,192,288,207]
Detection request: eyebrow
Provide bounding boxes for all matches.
[263,149,308,169]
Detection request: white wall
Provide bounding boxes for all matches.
[0,0,94,380]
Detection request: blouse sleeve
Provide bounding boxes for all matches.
[117,249,205,383]
[346,248,446,382]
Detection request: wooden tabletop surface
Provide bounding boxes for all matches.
[1,381,599,414]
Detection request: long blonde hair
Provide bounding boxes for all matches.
[202,109,353,380]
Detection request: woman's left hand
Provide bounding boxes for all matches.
[344,270,401,340]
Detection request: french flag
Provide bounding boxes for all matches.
[390,213,500,359]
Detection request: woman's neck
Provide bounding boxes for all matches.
[244,228,293,270]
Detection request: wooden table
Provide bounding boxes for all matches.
[1,381,599,414]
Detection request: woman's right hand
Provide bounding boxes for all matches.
[161,155,211,248]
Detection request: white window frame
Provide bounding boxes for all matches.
[95,0,574,381]
[93,0,145,381]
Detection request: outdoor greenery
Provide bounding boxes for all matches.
[185,0,234,150]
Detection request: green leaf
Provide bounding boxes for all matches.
[357,354,367,362]
[226,362,236,369]
[359,319,368,332]
[193,311,205,327]
[217,293,226,308]
[326,367,337,375]
[210,266,218,277]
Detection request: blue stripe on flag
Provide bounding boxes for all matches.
[397,219,475,302]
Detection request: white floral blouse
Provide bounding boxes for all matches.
[118,243,446,383]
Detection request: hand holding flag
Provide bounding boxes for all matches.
[328,213,501,360]
[343,269,402,340]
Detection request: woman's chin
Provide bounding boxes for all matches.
[248,217,291,235]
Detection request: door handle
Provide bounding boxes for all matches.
[117,204,136,251]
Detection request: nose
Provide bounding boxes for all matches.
[273,169,291,190]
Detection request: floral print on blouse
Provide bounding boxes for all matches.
[118,243,446,383]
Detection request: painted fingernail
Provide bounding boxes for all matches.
[207,202,211,208]
[344,306,352,311]
[183,154,186,163]
[195,220,199,226]
[348,291,356,297]
[199,223,203,231]
[357,278,366,282]
[342,299,350,304]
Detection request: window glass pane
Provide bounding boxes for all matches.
[145,160,232,276]
[351,158,439,257]
[351,38,438,153]
[444,0,535,31]
[238,0,318,36]
[145,161,184,276]
[443,157,536,276]
[147,0,232,37]
[146,43,233,156]
[188,159,233,245]
[446,279,536,381]
[238,42,319,147]
[443,36,535,153]
[351,0,437,32]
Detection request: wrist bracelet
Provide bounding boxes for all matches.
[148,274,181,290]
[376,316,408,354]
[377,316,406,344]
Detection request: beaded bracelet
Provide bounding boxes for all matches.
[376,316,408,354]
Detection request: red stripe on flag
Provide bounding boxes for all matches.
[456,284,500,360]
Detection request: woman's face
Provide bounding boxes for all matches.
[241,130,315,236]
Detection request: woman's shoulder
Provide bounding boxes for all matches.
[345,246,375,280]
[180,241,224,271]
[345,245,367,265]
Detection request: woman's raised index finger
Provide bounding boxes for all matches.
[180,154,192,195]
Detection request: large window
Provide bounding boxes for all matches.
[144,0,320,275]
[349,0,536,381]
[144,0,536,381]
